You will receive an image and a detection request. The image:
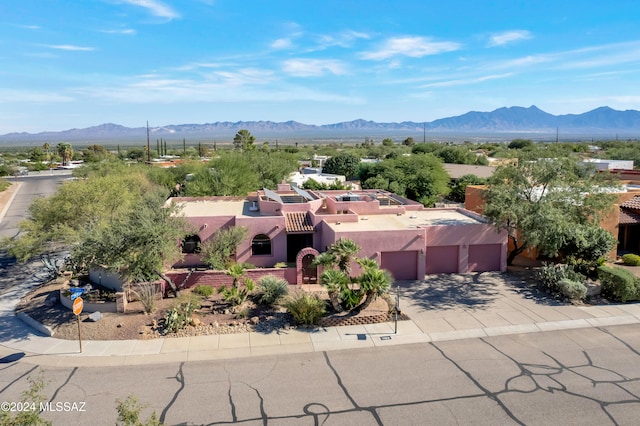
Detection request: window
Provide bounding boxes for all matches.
[182,235,201,254]
[252,234,271,256]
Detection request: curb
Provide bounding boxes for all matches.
[0,181,22,223]
[16,312,54,337]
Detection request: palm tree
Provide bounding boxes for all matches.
[319,269,348,312]
[356,267,393,313]
[56,142,74,166]
[326,238,361,274]
[313,238,362,312]
[43,143,50,168]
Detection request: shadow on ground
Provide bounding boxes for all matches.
[396,270,563,312]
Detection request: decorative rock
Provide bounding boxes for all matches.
[88,311,102,322]
[585,280,601,297]
[192,317,202,326]
[250,316,260,325]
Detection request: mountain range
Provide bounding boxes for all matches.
[2,105,639,144]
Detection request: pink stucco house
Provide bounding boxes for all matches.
[169,183,507,284]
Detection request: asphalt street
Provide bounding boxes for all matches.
[0,172,70,295]
[1,325,639,425]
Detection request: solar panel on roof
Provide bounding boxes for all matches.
[263,188,283,203]
[292,185,314,201]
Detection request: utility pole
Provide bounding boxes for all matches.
[146,121,151,162]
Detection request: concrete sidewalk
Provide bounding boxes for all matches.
[1,270,640,367]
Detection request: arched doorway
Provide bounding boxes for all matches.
[296,247,320,285]
[301,254,317,284]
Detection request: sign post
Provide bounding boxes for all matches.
[72,297,84,353]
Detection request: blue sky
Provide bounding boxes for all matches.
[1,0,639,133]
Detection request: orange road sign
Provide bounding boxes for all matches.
[72,297,84,316]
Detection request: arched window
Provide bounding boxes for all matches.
[252,234,271,256]
[182,235,201,254]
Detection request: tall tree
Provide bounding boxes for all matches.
[43,142,51,167]
[483,154,618,265]
[322,153,360,179]
[233,129,256,151]
[71,189,193,296]
[360,153,450,206]
[56,142,73,166]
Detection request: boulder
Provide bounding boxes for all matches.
[88,311,102,322]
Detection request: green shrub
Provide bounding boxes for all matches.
[622,253,640,266]
[0,370,51,426]
[193,284,214,297]
[164,296,200,333]
[218,279,255,306]
[130,283,158,314]
[116,394,162,426]
[598,266,640,302]
[558,278,587,300]
[257,275,289,305]
[536,262,585,292]
[283,291,326,326]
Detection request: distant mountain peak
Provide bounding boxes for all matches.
[1,106,638,143]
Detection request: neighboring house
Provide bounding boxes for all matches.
[465,182,640,260]
[288,169,346,188]
[169,183,508,284]
[442,163,495,180]
[583,159,634,171]
[619,195,640,253]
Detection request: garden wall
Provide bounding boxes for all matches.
[165,267,297,293]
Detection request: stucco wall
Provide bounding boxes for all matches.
[165,267,296,290]
[236,216,287,267]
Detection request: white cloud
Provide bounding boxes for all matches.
[0,89,74,103]
[209,68,275,85]
[120,0,179,20]
[486,40,640,73]
[101,28,137,35]
[282,59,348,76]
[315,30,370,49]
[47,44,95,51]
[271,38,294,50]
[420,73,513,88]
[74,74,361,105]
[487,30,532,47]
[360,36,461,60]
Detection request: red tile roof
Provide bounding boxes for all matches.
[621,196,640,210]
[620,209,640,225]
[285,212,314,232]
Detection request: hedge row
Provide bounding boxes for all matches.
[598,266,640,302]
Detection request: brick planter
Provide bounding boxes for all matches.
[319,311,389,327]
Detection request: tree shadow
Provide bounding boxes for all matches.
[396,270,564,312]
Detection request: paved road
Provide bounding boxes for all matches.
[0,172,70,294]
[1,325,639,425]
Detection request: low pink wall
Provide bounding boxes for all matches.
[165,267,297,294]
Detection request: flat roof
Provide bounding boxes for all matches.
[327,209,483,232]
[172,198,260,217]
